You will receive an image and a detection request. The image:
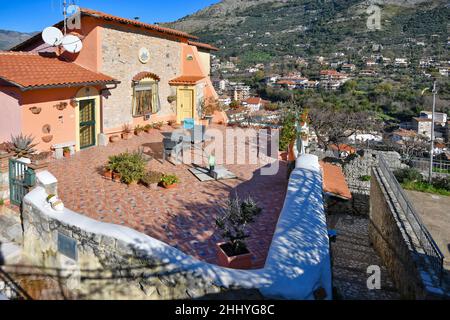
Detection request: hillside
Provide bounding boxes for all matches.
[165,0,449,66]
[0,30,36,50]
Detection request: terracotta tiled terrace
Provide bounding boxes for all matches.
[47,125,288,268]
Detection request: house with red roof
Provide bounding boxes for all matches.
[242,97,269,112]
[329,144,356,159]
[0,8,219,152]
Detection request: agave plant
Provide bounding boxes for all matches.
[7,133,38,158]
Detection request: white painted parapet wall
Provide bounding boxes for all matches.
[23,154,331,300]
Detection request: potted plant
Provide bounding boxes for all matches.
[46,194,64,211]
[167,95,177,104]
[6,133,38,159]
[110,151,146,185]
[110,135,120,143]
[144,124,153,133]
[121,124,133,140]
[152,122,164,130]
[63,147,71,158]
[134,125,145,136]
[215,196,262,269]
[140,171,163,190]
[167,120,177,127]
[160,174,179,189]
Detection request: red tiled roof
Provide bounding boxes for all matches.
[169,75,205,85]
[329,144,356,153]
[320,162,352,200]
[81,8,198,40]
[0,51,118,90]
[11,8,201,51]
[393,129,417,137]
[245,97,262,105]
[413,117,432,122]
[132,72,160,82]
[188,41,219,52]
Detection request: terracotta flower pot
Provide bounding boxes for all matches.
[279,151,288,161]
[122,133,133,140]
[110,135,120,143]
[63,151,71,158]
[216,242,253,269]
[113,172,122,183]
[103,170,113,180]
[162,183,177,189]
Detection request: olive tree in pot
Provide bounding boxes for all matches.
[215,195,262,269]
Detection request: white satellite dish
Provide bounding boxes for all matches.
[62,34,83,53]
[42,27,64,46]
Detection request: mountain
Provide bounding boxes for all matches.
[165,0,449,66]
[0,30,37,50]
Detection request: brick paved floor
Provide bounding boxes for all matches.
[327,213,401,300]
[47,125,287,269]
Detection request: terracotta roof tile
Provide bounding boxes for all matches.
[188,41,219,51]
[169,75,205,85]
[0,51,118,90]
[245,97,262,104]
[320,161,352,200]
[132,72,160,82]
[81,8,198,40]
[329,144,356,153]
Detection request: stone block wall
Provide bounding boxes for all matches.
[21,195,231,300]
[101,25,182,130]
[369,167,446,299]
[0,153,12,203]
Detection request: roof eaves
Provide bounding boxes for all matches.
[20,79,121,92]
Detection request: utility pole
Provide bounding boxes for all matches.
[428,80,437,184]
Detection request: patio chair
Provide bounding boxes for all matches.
[162,136,191,164]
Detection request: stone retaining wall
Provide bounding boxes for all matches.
[20,163,332,300]
[369,167,446,299]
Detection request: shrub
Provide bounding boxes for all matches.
[394,168,423,183]
[63,147,70,153]
[359,175,371,182]
[6,133,38,158]
[160,174,179,186]
[215,195,262,256]
[140,171,163,186]
[264,103,279,112]
[144,124,152,131]
[279,111,297,151]
[167,120,177,127]
[431,176,450,191]
[0,199,4,206]
[106,152,146,185]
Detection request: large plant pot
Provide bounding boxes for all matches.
[161,183,177,189]
[216,242,252,269]
[279,151,288,161]
[113,172,122,183]
[122,133,133,140]
[103,170,113,180]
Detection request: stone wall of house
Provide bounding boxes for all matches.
[0,153,12,203]
[101,25,182,130]
[369,167,447,299]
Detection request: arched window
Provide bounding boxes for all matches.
[132,72,161,117]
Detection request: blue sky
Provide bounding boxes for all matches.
[0,0,219,32]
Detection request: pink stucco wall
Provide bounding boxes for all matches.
[20,87,79,151]
[0,87,22,143]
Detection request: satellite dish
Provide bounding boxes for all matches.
[42,27,63,46]
[62,34,83,53]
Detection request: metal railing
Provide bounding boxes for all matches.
[409,157,450,176]
[378,155,444,281]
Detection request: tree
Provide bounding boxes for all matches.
[308,106,381,151]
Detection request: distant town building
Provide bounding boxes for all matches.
[341,63,356,73]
